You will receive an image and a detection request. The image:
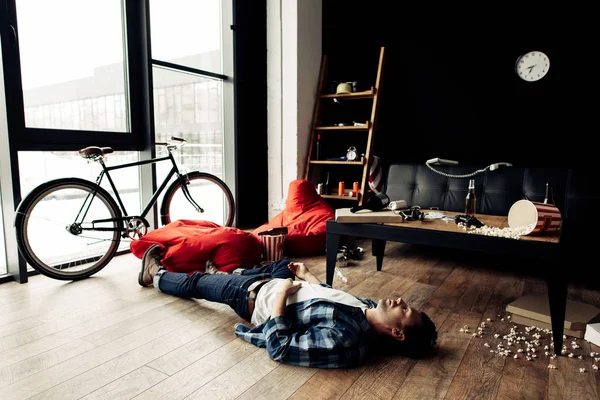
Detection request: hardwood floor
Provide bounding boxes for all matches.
[1,240,600,399]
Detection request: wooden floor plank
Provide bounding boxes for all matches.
[80,366,167,400]
[288,369,364,400]
[548,339,599,400]
[236,364,318,400]
[1,310,197,400]
[27,309,237,400]
[186,348,279,399]
[0,339,96,388]
[0,295,188,368]
[443,275,525,400]
[393,312,481,400]
[135,340,258,400]
[426,266,475,311]
[147,315,243,376]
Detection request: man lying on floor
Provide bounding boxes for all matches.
[138,245,438,368]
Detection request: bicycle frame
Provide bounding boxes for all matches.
[77,151,201,234]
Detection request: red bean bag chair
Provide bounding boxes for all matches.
[130,220,262,274]
[253,179,335,256]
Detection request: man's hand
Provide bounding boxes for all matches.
[274,278,302,296]
[271,278,302,318]
[288,262,321,284]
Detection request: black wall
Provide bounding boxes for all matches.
[322,3,598,170]
[233,0,267,229]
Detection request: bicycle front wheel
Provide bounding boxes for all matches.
[15,178,122,280]
[161,172,235,227]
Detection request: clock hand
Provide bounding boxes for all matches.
[526,64,536,74]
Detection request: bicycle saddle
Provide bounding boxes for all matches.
[79,146,114,159]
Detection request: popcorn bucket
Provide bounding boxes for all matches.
[508,200,562,235]
[260,234,286,262]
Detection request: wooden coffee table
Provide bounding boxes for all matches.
[326,210,565,352]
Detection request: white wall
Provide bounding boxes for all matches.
[266,0,321,219]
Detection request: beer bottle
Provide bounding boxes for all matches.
[465,179,476,215]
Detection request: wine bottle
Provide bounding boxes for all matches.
[324,172,330,195]
[350,193,390,213]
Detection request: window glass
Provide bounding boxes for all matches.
[16,0,129,132]
[150,0,222,73]
[152,67,224,205]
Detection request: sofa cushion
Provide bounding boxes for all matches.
[253,179,335,256]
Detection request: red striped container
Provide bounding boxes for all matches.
[508,200,562,235]
[260,234,286,262]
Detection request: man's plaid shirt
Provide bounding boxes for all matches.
[235,283,378,368]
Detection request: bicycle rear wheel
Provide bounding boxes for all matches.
[160,171,235,227]
[15,178,122,280]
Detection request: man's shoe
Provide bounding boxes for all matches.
[139,244,163,287]
[205,260,229,275]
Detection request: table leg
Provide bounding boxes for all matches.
[326,232,341,285]
[372,239,387,271]
[547,274,568,356]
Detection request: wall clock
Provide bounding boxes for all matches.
[515,51,550,82]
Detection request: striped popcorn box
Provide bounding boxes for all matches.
[508,200,562,235]
[260,234,286,262]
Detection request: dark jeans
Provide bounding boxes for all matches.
[156,259,294,321]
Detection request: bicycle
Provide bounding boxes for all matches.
[14,136,235,281]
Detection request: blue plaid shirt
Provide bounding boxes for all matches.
[234,283,377,368]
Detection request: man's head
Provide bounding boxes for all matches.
[368,297,437,358]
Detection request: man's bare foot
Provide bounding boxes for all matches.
[288,262,309,280]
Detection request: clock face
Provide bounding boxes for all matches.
[516,51,550,82]
[346,146,357,161]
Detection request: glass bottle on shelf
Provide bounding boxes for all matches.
[465,179,476,215]
[324,172,330,195]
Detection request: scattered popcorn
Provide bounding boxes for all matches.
[507,315,511,320]
[591,352,598,357]
[514,354,518,359]
[568,353,574,358]
[563,335,567,339]
[580,368,586,373]
[594,365,599,371]
[490,350,495,353]
[460,328,465,333]
[532,354,537,358]
[501,318,505,321]
[484,343,490,348]
[544,345,549,350]
[517,349,524,353]
[595,357,600,363]
[486,318,492,322]
[578,355,584,360]
[548,364,557,369]
[494,334,500,338]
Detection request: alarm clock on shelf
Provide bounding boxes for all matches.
[346,146,358,161]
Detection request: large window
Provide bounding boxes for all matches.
[16,0,129,132]
[0,0,235,283]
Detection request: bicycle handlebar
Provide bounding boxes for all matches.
[155,136,187,148]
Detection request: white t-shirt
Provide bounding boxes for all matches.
[250,279,369,326]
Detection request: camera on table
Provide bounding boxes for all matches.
[399,206,425,222]
[454,214,484,228]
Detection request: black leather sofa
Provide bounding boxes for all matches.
[383,162,596,282]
